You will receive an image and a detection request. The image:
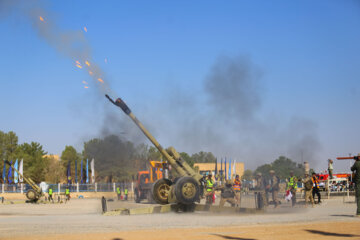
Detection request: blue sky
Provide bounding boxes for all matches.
[0,1,359,171]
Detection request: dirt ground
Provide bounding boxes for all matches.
[6,221,360,240]
[0,196,359,240]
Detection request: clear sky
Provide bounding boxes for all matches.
[0,0,359,172]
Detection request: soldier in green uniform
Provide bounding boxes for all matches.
[351,154,360,217]
[287,170,297,207]
[302,173,315,207]
[217,180,236,208]
[255,172,267,209]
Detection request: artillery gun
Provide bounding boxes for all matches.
[5,160,43,202]
[105,95,204,206]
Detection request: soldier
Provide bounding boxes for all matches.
[255,172,267,208]
[116,186,121,200]
[351,154,360,217]
[287,171,297,207]
[302,173,315,207]
[65,186,70,202]
[328,159,334,179]
[48,187,54,203]
[268,170,280,208]
[312,172,321,204]
[205,173,214,205]
[218,180,236,208]
[124,187,128,201]
[233,175,242,207]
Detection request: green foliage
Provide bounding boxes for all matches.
[255,156,305,180]
[148,146,162,161]
[180,152,194,167]
[242,169,253,181]
[16,142,47,183]
[191,151,216,163]
[83,135,148,182]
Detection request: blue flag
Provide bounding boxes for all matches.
[220,158,223,179]
[2,160,6,183]
[7,160,12,184]
[14,159,18,184]
[228,158,232,180]
[80,159,83,184]
[224,157,227,180]
[214,158,218,180]
[86,159,89,183]
[75,159,78,184]
[67,161,71,184]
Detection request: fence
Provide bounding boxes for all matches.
[0,182,133,194]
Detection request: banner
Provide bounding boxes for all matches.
[75,159,78,184]
[91,159,95,183]
[232,159,236,177]
[224,158,227,180]
[7,160,12,184]
[86,159,89,183]
[80,159,83,184]
[2,160,6,183]
[220,158,223,179]
[228,158,232,180]
[19,159,23,182]
[67,161,71,184]
[214,158,218,180]
[14,159,18,184]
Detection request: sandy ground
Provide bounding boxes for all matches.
[0,196,359,240]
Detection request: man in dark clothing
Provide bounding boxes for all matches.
[217,180,236,207]
[351,154,360,216]
[312,173,321,204]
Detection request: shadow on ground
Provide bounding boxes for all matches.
[305,229,360,238]
[211,234,256,240]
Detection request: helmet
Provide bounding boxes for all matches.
[269,170,275,174]
[236,175,239,178]
[256,172,262,177]
[226,180,232,185]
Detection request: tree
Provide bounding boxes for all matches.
[180,152,194,167]
[147,146,162,161]
[254,156,305,180]
[242,169,253,181]
[191,151,216,163]
[45,155,65,183]
[61,146,81,183]
[16,142,47,183]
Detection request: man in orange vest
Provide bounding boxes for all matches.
[233,175,241,207]
[312,172,321,204]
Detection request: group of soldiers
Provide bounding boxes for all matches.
[204,173,242,208]
[47,186,71,203]
[255,170,322,208]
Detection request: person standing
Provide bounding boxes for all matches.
[302,173,315,207]
[351,154,360,217]
[65,186,70,202]
[312,173,321,204]
[287,171,297,207]
[269,170,280,208]
[328,159,334,179]
[205,173,214,205]
[233,175,242,207]
[218,180,236,208]
[124,187,128,201]
[48,187,54,203]
[255,172,267,208]
[116,186,121,200]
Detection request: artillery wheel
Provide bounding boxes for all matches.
[174,177,200,205]
[152,179,172,205]
[26,189,39,202]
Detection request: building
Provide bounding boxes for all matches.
[194,162,244,179]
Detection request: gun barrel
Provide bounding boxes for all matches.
[337,157,355,160]
[105,95,187,177]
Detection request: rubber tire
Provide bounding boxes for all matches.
[26,189,38,201]
[152,179,172,205]
[174,176,200,205]
[134,188,141,203]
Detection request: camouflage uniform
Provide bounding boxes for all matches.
[255,174,267,208]
[302,175,314,207]
[218,181,236,208]
[351,158,360,216]
[269,173,280,207]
